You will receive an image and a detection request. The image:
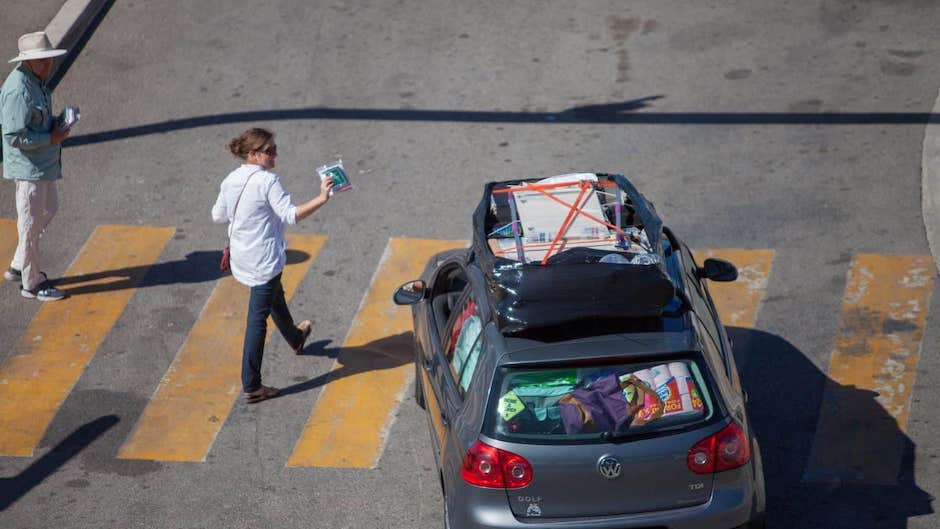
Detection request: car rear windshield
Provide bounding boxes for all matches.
[483,355,719,443]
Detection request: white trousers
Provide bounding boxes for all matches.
[11,180,58,290]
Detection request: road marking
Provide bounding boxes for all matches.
[288,238,466,468]
[695,249,775,329]
[0,218,17,268]
[804,254,935,485]
[117,234,325,462]
[0,225,174,457]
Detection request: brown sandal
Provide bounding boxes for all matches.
[245,385,280,403]
[293,320,312,354]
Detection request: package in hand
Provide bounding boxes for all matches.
[63,106,80,127]
[316,159,352,195]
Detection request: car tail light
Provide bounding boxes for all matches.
[461,439,533,488]
[687,421,751,474]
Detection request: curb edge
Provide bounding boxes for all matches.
[45,0,111,81]
[923,89,940,276]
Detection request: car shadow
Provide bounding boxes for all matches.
[49,249,310,296]
[728,327,934,529]
[279,331,414,397]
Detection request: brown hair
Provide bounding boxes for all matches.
[228,128,274,160]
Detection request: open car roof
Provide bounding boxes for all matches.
[472,173,677,334]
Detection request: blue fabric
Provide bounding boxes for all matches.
[1,65,61,181]
[242,273,303,392]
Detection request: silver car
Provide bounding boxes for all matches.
[394,174,766,529]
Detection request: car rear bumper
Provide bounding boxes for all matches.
[449,467,764,529]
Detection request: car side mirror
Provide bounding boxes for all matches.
[697,258,738,282]
[393,279,427,305]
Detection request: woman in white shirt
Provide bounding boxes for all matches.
[212,128,333,403]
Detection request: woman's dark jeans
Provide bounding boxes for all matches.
[242,273,303,392]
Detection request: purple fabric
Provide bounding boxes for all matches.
[559,374,631,433]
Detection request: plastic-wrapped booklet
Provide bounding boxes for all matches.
[316,159,352,195]
[63,106,80,127]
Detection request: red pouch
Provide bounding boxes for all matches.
[220,243,231,271]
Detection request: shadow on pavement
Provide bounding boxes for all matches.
[729,327,933,529]
[279,331,413,397]
[52,248,309,296]
[63,96,940,148]
[0,415,119,511]
[297,338,338,358]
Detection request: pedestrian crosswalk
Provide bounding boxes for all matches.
[0,225,174,457]
[694,248,775,329]
[0,219,16,271]
[288,237,466,468]
[0,222,934,485]
[117,234,326,462]
[804,254,934,485]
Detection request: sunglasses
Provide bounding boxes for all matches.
[257,144,277,156]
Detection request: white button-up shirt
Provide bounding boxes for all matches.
[212,164,297,287]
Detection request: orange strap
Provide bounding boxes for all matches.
[540,181,590,264]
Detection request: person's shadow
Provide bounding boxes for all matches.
[49,249,310,296]
[0,415,119,510]
[730,327,933,528]
[279,331,414,397]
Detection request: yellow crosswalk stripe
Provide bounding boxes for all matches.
[804,254,935,485]
[0,219,17,269]
[117,234,325,462]
[287,238,466,468]
[0,225,174,457]
[695,249,775,329]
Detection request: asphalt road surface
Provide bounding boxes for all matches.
[1,1,939,528]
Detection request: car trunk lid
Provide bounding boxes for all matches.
[501,431,714,518]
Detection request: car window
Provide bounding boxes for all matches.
[678,242,705,297]
[685,272,732,374]
[660,236,686,317]
[677,243,726,350]
[693,315,723,362]
[430,265,469,340]
[484,355,718,443]
[697,278,727,339]
[445,293,484,394]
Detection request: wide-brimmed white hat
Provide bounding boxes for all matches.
[9,32,67,63]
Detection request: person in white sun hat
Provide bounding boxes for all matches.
[1,31,73,301]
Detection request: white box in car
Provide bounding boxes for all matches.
[512,173,609,243]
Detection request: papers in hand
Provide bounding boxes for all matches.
[316,159,352,195]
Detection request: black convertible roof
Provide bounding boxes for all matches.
[472,173,677,333]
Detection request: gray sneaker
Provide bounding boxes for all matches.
[20,284,66,301]
[4,268,47,283]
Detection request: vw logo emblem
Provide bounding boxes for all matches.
[597,456,622,479]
